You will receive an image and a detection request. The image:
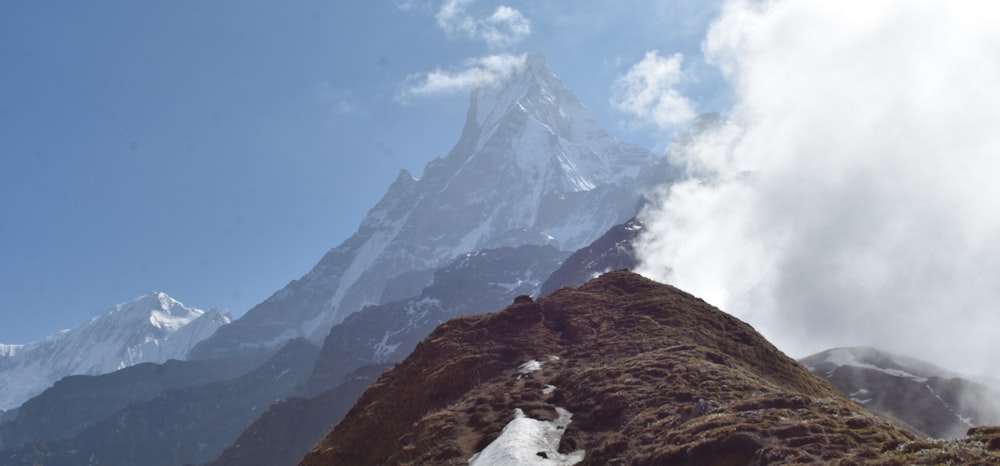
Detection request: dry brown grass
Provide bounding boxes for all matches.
[299,271,1000,465]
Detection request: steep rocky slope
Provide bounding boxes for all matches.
[207,364,390,466]
[306,244,566,395]
[301,271,1000,465]
[801,346,1000,439]
[538,217,641,296]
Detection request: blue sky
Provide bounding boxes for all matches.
[0,1,726,343]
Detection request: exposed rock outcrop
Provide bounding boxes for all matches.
[538,218,642,296]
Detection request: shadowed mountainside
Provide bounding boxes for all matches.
[2,339,319,466]
[801,346,1000,439]
[300,271,1000,465]
[538,217,641,296]
[0,352,265,452]
[207,364,390,466]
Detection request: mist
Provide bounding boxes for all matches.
[636,0,1000,377]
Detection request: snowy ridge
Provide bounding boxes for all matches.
[811,346,958,381]
[822,348,928,382]
[0,292,230,410]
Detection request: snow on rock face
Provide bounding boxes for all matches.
[813,346,958,382]
[189,53,666,360]
[468,407,584,466]
[821,348,928,382]
[800,346,1000,439]
[0,292,230,410]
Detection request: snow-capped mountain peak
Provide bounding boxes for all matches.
[461,53,644,193]
[108,291,203,332]
[189,53,669,359]
[0,292,230,410]
[472,53,554,129]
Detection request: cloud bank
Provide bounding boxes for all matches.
[611,51,696,130]
[636,0,1000,376]
[436,0,530,49]
[398,53,527,100]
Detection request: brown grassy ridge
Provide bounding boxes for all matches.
[299,270,1000,465]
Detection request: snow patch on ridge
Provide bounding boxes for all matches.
[518,360,543,374]
[468,407,584,466]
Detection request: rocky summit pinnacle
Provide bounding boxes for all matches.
[189,53,664,360]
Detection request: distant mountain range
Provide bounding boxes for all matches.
[0,292,229,410]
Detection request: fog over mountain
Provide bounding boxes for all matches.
[636,1,1000,377]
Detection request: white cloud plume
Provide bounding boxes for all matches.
[436,0,530,48]
[637,0,1000,377]
[397,53,527,101]
[611,50,697,130]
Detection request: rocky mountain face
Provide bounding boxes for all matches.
[306,244,567,395]
[538,217,642,296]
[189,53,661,360]
[800,346,1000,439]
[301,271,1000,465]
[0,292,230,410]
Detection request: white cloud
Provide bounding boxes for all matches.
[436,0,530,49]
[397,53,527,101]
[316,84,358,114]
[395,0,428,11]
[637,0,1000,377]
[611,51,697,130]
